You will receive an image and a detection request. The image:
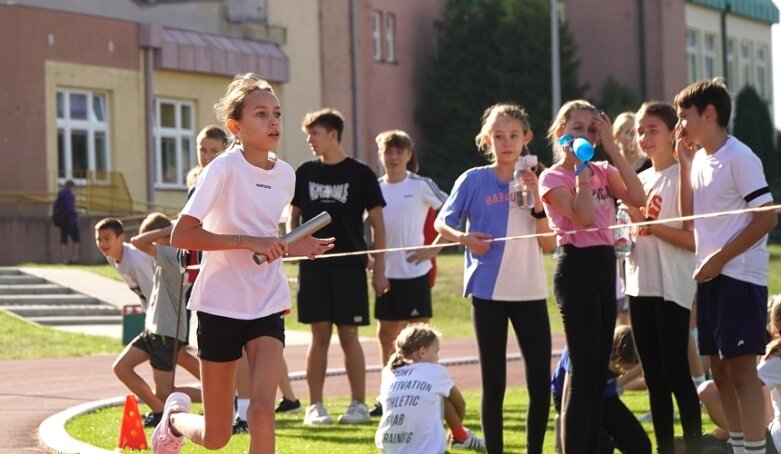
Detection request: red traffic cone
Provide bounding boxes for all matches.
[118,394,148,450]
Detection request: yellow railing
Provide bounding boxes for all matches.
[0,171,181,218]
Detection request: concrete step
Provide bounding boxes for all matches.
[0,284,72,295]
[0,275,47,285]
[0,294,99,305]
[0,268,22,276]
[3,304,121,318]
[27,315,123,326]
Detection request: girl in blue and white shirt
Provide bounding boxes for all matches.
[435,103,555,453]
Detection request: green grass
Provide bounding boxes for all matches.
[0,310,121,360]
[66,388,718,453]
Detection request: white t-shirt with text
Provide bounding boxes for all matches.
[757,354,781,451]
[625,164,696,309]
[376,362,454,454]
[182,148,295,320]
[379,172,448,279]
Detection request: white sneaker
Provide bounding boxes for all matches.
[337,400,370,424]
[450,429,486,451]
[152,392,191,454]
[303,402,333,425]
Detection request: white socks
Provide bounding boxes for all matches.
[236,398,250,421]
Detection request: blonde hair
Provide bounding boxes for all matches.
[765,294,781,360]
[214,73,274,126]
[139,212,172,234]
[613,112,646,170]
[475,103,532,161]
[547,99,600,162]
[388,325,440,370]
[186,166,201,189]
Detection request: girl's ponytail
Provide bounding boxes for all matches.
[388,325,440,370]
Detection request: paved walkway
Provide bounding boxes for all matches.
[1,268,566,453]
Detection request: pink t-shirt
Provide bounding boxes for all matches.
[539,161,618,247]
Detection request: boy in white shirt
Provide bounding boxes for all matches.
[675,79,778,454]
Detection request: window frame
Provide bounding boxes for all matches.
[372,11,383,62]
[703,33,716,80]
[685,29,700,84]
[385,12,396,63]
[154,98,196,189]
[56,88,111,184]
[756,45,769,99]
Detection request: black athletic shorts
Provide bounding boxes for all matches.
[374,272,432,321]
[197,311,285,362]
[130,330,181,372]
[297,264,370,326]
[697,274,768,359]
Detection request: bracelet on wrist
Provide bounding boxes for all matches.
[530,208,547,219]
[236,234,242,249]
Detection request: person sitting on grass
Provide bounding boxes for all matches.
[552,325,651,454]
[111,213,202,428]
[375,324,484,453]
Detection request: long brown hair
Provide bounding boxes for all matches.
[388,325,440,370]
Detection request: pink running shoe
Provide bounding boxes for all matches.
[152,392,191,454]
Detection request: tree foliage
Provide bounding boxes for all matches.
[733,85,778,183]
[416,0,584,191]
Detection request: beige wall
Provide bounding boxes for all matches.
[152,70,233,209]
[44,61,146,196]
[268,0,323,168]
[686,4,774,110]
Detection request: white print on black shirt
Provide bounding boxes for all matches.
[309,182,349,203]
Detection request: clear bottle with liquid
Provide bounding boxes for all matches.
[513,155,537,209]
[614,206,633,259]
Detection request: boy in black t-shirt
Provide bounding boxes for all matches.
[291,108,387,425]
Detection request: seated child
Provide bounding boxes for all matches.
[111,213,201,427]
[552,325,651,454]
[375,325,484,453]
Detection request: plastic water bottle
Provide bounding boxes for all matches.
[512,155,537,208]
[614,207,633,259]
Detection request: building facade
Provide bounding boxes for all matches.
[563,0,777,110]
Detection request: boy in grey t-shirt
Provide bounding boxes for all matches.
[111,213,202,427]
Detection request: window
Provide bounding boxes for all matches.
[686,30,700,84]
[726,38,737,94]
[385,13,396,63]
[372,11,383,61]
[154,99,195,188]
[704,34,716,79]
[757,46,768,99]
[740,42,753,89]
[56,89,110,181]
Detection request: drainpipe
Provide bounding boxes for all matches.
[637,0,647,98]
[138,23,162,209]
[144,49,155,208]
[349,0,362,159]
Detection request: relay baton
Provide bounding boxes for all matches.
[252,211,332,265]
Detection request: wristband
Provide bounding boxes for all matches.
[530,208,547,219]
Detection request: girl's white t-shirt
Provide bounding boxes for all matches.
[375,362,454,454]
[182,148,295,320]
[757,355,781,451]
[624,164,696,309]
[379,172,448,279]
